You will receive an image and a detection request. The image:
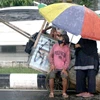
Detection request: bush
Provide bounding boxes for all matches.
[0,0,33,7]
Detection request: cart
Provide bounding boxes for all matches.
[0,17,75,93]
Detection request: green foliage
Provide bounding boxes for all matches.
[0,67,40,74]
[0,0,11,7]
[0,0,33,7]
[53,0,59,3]
[77,0,92,7]
[33,0,60,4]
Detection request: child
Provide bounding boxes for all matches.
[48,31,70,98]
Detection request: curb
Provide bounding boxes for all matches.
[0,74,46,89]
[0,74,10,88]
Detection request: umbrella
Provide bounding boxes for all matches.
[39,3,76,23]
[39,3,100,41]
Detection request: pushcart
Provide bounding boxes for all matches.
[0,17,75,93]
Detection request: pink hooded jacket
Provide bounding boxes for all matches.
[48,43,70,70]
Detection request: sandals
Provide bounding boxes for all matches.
[49,93,54,98]
[62,93,69,98]
[76,92,87,97]
[82,93,94,98]
[49,92,69,98]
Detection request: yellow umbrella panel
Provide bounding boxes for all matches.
[39,3,76,23]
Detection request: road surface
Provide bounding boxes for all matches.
[0,89,99,100]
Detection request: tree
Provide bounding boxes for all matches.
[77,0,92,7]
[0,0,33,7]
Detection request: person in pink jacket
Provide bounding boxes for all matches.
[48,30,70,98]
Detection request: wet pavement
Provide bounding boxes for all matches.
[0,89,100,100]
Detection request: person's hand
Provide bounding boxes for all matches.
[61,69,68,76]
[75,44,81,48]
[42,30,46,33]
[50,65,55,71]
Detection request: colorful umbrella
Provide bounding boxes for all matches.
[39,3,100,41]
[39,3,76,23]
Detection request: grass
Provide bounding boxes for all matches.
[0,67,40,74]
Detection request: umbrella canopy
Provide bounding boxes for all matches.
[39,3,76,23]
[39,3,100,41]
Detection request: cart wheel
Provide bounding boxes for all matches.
[45,73,69,94]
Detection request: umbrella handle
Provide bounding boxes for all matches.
[69,35,74,47]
